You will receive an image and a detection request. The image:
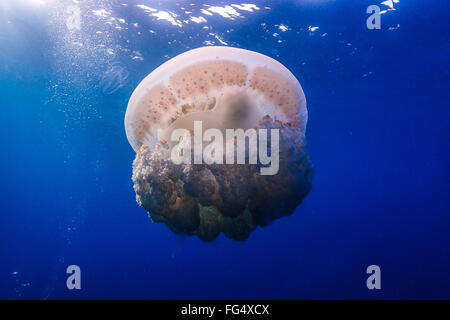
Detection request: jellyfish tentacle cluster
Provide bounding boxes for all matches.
[125,46,313,241]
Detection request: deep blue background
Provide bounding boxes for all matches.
[0,0,449,299]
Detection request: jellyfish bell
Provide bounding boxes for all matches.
[125,46,307,153]
[125,46,313,241]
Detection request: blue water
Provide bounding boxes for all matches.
[0,0,449,299]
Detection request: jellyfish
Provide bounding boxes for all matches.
[125,46,313,241]
[100,62,129,95]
